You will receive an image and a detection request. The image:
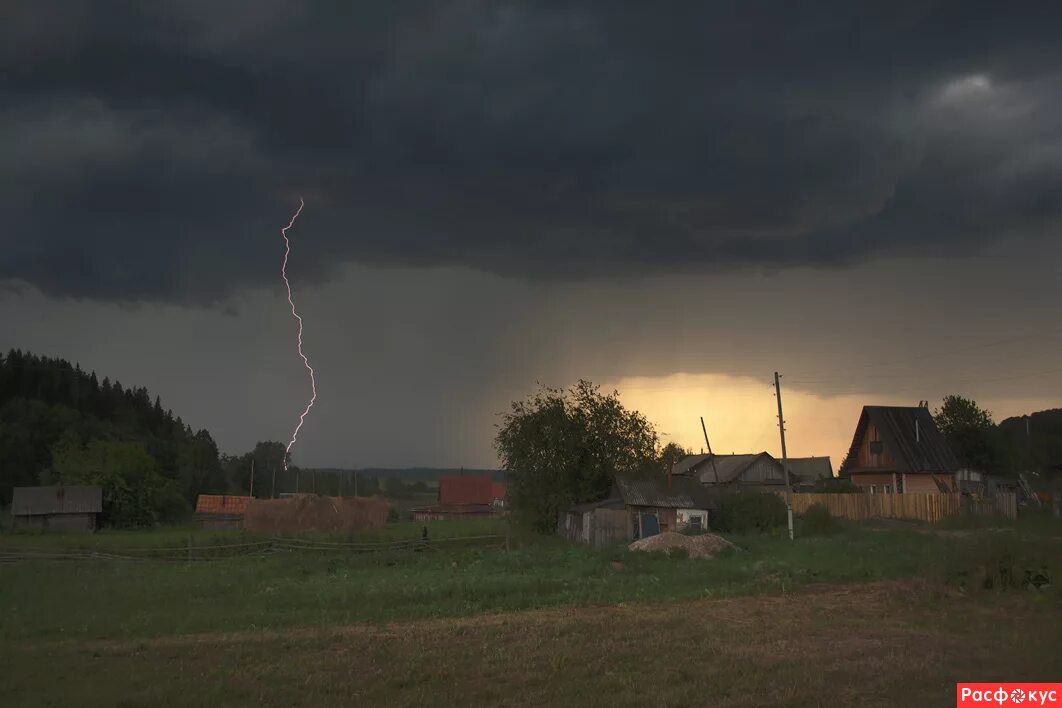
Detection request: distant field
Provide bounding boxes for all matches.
[1,515,1060,706]
[0,516,506,551]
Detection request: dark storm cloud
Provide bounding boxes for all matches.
[4,1,1062,302]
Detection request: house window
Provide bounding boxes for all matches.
[869,485,876,494]
[869,441,884,455]
[883,485,891,494]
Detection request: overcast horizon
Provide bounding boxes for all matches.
[4,3,1062,470]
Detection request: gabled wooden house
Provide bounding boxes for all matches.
[839,405,959,493]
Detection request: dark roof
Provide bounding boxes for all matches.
[785,457,834,481]
[12,486,102,515]
[672,454,711,476]
[569,497,625,513]
[613,476,718,510]
[674,452,782,484]
[840,406,959,474]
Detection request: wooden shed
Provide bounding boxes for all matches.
[558,498,628,546]
[559,476,719,546]
[11,485,102,532]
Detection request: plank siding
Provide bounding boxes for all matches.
[857,423,896,469]
[786,492,1017,522]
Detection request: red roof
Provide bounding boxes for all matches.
[195,495,253,515]
[438,475,495,505]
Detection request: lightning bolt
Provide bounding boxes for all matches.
[280,197,315,471]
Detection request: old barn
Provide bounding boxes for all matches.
[11,485,102,532]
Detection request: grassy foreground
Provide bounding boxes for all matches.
[4,581,1061,707]
[1,516,1060,706]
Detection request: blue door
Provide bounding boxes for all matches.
[638,513,660,539]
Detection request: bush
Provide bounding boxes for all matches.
[802,503,837,536]
[946,533,1054,593]
[810,477,863,493]
[713,491,787,534]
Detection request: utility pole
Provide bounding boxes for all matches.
[774,372,794,541]
[249,458,255,498]
[700,416,721,485]
[1026,415,1032,468]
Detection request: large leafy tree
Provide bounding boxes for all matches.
[934,395,1000,472]
[659,442,689,473]
[495,380,661,532]
[52,439,188,527]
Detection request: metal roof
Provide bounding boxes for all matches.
[613,476,718,510]
[674,452,781,484]
[840,406,960,474]
[11,486,102,515]
[672,454,711,476]
[569,497,625,513]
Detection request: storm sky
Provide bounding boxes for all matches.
[3,2,1062,468]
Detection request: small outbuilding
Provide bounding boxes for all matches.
[614,476,719,539]
[411,475,507,520]
[559,475,719,546]
[195,494,253,529]
[11,485,102,532]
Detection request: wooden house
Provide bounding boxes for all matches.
[11,486,102,532]
[839,405,959,493]
[673,452,787,488]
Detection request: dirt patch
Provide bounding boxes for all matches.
[628,531,737,558]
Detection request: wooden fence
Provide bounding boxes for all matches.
[784,492,1018,523]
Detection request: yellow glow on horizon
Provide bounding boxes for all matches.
[602,373,1055,470]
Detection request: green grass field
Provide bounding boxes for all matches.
[2,514,1060,706]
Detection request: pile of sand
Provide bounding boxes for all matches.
[243,494,390,533]
[628,531,737,559]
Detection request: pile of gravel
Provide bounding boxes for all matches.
[628,531,737,559]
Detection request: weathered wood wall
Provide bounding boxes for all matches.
[785,492,1017,522]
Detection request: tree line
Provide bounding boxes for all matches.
[0,350,435,527]
[933,394,1062,475]
[1,350,293,525]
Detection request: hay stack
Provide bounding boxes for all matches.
[243,494,390,533]
[628,531,737,559]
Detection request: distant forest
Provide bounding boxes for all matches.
[997,409,1062,473]
[0,350,229,517]
[0,350,497,524]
